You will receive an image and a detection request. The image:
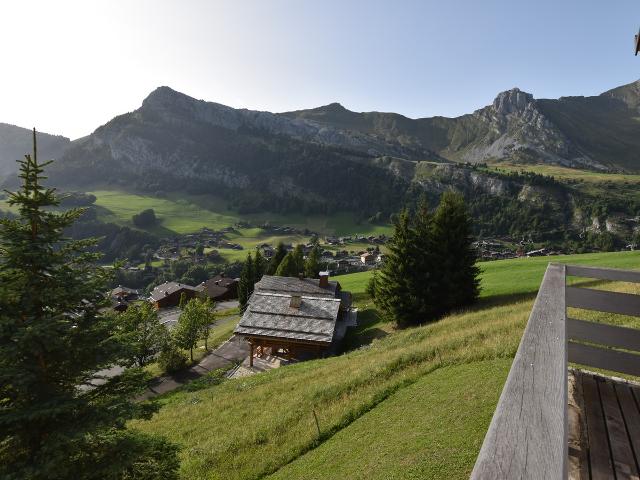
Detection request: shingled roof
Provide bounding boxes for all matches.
[234,292,341,344]
[254,275,338,297]
[149,282,197,302]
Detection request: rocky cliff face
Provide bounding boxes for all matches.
[456,88,597,167]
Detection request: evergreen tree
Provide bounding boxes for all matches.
[365,268,378,299]
[431,191,480,310]
[253,249,265,284]
[238,252,254,311]
[266,242,287,274]
[374,210,419,327]
[292,244,305,275]
[304,243,321,278]
[0,132,178,479]
[276,247,304,277]
[116,302,168,367]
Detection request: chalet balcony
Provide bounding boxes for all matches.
[471,263,640,480]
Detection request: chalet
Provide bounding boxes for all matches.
[197,274,239,301]
[110,286,139,312]
[149,282,198,309]
[360,252,374,264]
[234,272,357,366]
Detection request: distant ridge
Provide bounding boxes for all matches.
[0,123,70,177]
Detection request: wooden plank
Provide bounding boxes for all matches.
[566,265,640,284]
[615,383,640,470]
[599,379,640,479]
[569,342,640,377]
[568,318,640,352]
[471,263,567,479]
[566,286,640,317]
[582,374,614,480]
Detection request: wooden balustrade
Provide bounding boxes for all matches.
[471,262,640,479]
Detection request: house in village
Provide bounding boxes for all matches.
[196,274,239,301]
[234,272,357,366]
[110,285,139,312]
[149,281,198,309]
[360,252,374,264]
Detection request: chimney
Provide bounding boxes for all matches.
[298,272,304,280]
[290,295,302,309]
[319,271,329,288]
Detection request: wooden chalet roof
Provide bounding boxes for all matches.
[150,282,197,302]
[254,275,338,298]
[234,292,341,344]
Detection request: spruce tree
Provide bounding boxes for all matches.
[238,252,254,310]
[276,252,298,277]
[374,210,420,327]
[0,131,178,479]
[266,242,287,274]
[253,249,265,284]
[431,191,480,310]
[304,243,321,278]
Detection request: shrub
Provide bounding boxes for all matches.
[158,341,188,373]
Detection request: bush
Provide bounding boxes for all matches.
[158,341,187,373]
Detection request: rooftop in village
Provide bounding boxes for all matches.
[235,292,342,344]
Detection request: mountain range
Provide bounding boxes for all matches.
[1,79,639,220]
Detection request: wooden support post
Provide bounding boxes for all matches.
[249,341,254,367]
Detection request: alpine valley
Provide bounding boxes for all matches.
[2,79,640,256]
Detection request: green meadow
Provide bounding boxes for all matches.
[88,190,393,237]
[131,250,640,479]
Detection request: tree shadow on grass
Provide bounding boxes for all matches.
[340,308,392,352]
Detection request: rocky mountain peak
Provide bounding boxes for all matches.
[141,86,192,110]
[492,88,534,115]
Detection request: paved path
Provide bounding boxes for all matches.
[140,335,249,399]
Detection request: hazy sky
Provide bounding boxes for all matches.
[2,0,639,139]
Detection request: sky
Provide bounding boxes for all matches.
[1,0,639,139]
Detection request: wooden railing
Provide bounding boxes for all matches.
[470,263,640,480]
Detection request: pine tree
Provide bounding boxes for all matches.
[274,245,304,277]
[253,249,265,284]
[374,210,421,327]
[0,131,178,479]
[266,242,287,274]
[304,243,321,278]
[116,302,168,367]
[238,252,254,311]
[431,191,480,310]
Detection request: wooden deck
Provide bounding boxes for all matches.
[570,370,640,480]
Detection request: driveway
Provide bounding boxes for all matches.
[140,335,249,399]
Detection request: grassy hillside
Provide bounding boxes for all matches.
[337,250,640,300]
[131,251,640,479]
[88,190,393,237]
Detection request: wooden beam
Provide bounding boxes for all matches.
[567,317,640,352]
[566,286,640,317]
[471,263,568,479]
[568,342,640,377]
[566,264,640,283]
[249,342,254,368]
